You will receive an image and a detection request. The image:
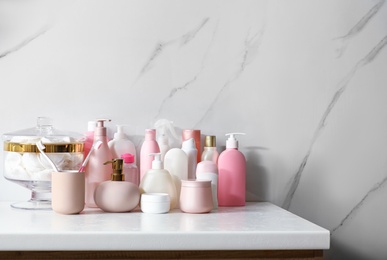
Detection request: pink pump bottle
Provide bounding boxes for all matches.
[217,133,246,206]
[85,119,113,208]
[140,129,160,180]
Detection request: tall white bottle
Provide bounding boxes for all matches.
[85,119,113,208]
[164,148,188,205]
[181,138,197,180]
[139,153,178,209]
[108,125,136,162]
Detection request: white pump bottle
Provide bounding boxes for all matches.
[139,153,178,209]
[108,125,136,163]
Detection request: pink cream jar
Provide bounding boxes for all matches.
[179,180,213,214]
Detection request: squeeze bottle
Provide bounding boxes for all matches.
[108,125,136,162]
[217,133,246,206]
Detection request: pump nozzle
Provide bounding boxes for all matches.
[149,153,163,170]
[114,124,128,140]
[225,133,246,149]
[95,119,111,136]
[104,158,124,181]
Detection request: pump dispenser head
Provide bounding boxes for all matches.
[104,158,124,181]
[95,119,111,136]
[225,133,246,149]
[149,153,163,170]
[113,125,128,140]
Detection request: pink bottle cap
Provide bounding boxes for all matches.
[121,153,135,164]
[196,161,218,175]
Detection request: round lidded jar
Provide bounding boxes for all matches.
[141,193,170,214]
[179,180,213,214]
[3,117,84,210]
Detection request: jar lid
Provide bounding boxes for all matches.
[181,180,211,188]
[3,117,84,153]
[141,193,170,203]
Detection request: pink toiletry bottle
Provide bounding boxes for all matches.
[85,119,113,208]
[121,153,139,186]
[140,129,160,180]
[217,133,246,206]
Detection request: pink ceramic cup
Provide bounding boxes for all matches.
[52,171,85,214]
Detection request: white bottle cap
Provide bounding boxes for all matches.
[114,125,128,140]
[225,133,246,149]
[181,138,196,150]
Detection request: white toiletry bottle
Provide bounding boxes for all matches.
[196,160,219,209]
[201,135,219,164]
[164,148,188,205]
[139,153,178,209]
[85,119,113,208]
[108,125,136,163]
[154,119,179,161]
[181,138,198,180]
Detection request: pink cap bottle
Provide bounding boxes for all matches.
[121,153,139,186]
[140,129,160,180]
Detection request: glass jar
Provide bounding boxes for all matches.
[3,117,84,210]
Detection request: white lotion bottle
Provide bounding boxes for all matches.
[201,135,219,164]
[108,125,136,162]
[139,153,178,210]
[196,160,219,209]
[181,138,198,180]
[164,148,188,205]
[94,159,140,213]
[154,119,179,161]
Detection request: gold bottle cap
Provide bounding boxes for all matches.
[204,135,216,147]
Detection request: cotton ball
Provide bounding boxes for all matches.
[22,153,46,176]
[30,169,52,181]
[4,153,30,180]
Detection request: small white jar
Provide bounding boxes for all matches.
[140,193,170,214]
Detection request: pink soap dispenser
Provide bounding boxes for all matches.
[85,119,113,208]
[140,129,160,180]
[217,133,246,206]
[94,159,140,212]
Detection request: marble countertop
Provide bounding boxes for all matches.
[0,202,329,251]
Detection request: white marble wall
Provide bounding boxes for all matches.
[1,0,386,259]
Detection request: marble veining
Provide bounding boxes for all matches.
[283,9,387,211]
[335,0,385,57]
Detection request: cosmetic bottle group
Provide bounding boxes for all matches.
[49,118,247,215]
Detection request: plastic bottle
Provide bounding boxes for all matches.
[85,119,113,208]
[154,119,179,161]
[196,160,219,209]
[181,138,198,180]
[84,121,96,158]
[140,129,160,180]
[139,153,178,209]
[94,159,140,212]
[182,129,201,162]
[164,148,188,204]
[108,125,136,162]
[201,135,219,164]
[121,153,139,186]
[217,133,246,206]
